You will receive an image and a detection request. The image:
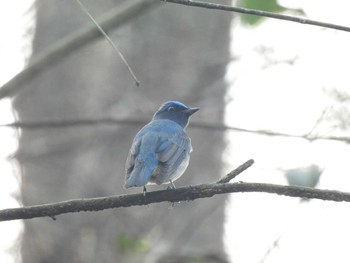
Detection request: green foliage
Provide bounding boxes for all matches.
[117,233,149,253]
[238,0,286,25]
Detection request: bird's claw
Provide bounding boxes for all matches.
[167,180,176,190]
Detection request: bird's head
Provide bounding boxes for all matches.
[153,101,199,128]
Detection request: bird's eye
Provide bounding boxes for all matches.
[167,107,175,112]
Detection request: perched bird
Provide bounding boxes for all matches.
[124,101,199,192]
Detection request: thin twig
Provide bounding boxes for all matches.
[75,0,140,86]
[1,181,350,222]
[260,235,282,263]
[0,0,159,99]
[162,0,350,32]
[216,159,254,184]
[305,106,331,138]
[1,119,350,143]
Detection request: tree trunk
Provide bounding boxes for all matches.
[14,0,232,262]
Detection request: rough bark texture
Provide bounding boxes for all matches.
[14,0,231,262]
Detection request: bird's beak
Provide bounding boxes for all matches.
[184,107,199,115]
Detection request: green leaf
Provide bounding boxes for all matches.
[238,0,286,25]
[117,233,149,253]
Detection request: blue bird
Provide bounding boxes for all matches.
[124,101,199,193]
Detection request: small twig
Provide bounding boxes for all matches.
[162,0,350,32]
[75,0,140,86]
[260,235,282,263]
[305,106,331,138]
[216,159,254,184]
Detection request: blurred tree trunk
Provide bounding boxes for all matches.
[14,0,232,262]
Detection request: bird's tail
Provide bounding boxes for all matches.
[124,164,153,189]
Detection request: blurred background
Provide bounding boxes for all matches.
[1,0,350,262]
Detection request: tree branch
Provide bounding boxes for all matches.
[0,0,159,99]
[162,0,350,32]
[1,160,350,221]
[216,159,254,183]
[1,119,350,143]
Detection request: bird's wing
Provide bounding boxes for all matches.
[155,132,191,183]
[124,132,159,188]
[125,135,142,182]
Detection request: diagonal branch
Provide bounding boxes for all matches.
[216,159,254,183]
[0,0,159,99]
[162,0,350,32]
[75,0,140,86]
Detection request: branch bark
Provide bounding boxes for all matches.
[162,0,350,32]
[1,179,350,221]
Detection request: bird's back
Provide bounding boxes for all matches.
[124,119,191,188]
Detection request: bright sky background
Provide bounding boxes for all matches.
[0,1,35,263]
[224,0,350,262]
[1,0,350,263]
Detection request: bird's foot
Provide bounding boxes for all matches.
[167,180,176,190]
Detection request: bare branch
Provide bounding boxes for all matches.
[1,171,350,221]
[1,119,350,143]
[0,0,158,99]
[162,0,350,32]
[1,182,349,222]
[216,159,254,183]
